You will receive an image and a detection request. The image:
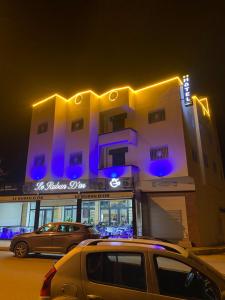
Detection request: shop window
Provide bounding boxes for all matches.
[71,118,84,131]
[87,252,146,291]
[148,109,165,124]
[154,255,219,299]
[150,146,168,160]
[34,154,45,167]
[70,152,82,165]
[110,113,127,132]
[81,199,133,238]
[37,122,48,134]
[109,147,128,166]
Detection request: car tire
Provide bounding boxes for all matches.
[67,244,77,253]
[14,241,29,258]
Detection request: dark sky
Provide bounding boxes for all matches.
[0,0,225,182]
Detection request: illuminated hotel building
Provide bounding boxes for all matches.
[0,75,224,246]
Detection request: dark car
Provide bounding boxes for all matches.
[10,222,100,258]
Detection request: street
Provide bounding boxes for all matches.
[0,251,224,300]
[0,251,60,300]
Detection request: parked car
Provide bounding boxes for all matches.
[10,222,100,258]
[39,238,225,300]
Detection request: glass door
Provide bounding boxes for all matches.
[39,208,53,226]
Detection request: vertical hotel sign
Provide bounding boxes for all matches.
[183,74,192,106]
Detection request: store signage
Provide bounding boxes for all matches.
[34,180,87,192]
[109,178,121,188]
[183,74,192,106]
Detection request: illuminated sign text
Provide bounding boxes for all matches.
[34,180,87,192]
[109,178,121,188]
[183,74,192,106]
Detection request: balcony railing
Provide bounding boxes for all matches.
[99,128,137,146]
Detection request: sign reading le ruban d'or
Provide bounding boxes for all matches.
[34,180,87,192]
[183,74,192,106]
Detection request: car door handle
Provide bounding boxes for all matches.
[87,295,103,300]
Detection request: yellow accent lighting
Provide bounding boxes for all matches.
[100,86,134,98]
[192,95,210,117]
[134,76,183,93]
[32,75,198,110]
[32,94,68,108]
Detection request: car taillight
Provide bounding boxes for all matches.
[40,266,57,298]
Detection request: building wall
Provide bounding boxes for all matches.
[51,97,67,179]
[25,97,56,181]
[182,96,225,245]
[134,82,188,181]
[24,76,225,245]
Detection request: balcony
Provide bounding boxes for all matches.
[98,128,137,147]
[98,165,139,179]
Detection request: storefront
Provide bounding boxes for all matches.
[0,177,136,239]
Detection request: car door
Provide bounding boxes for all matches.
[81,248,152,300]
[32,224,56,252]
[51,224,83,252]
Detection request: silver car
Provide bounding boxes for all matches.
[40,239,225,300]
[9,222,100,258]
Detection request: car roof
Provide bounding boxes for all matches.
[78,238,188,257]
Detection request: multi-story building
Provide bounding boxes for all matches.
[0,75,224,246]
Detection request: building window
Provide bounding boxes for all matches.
[148,109,165,124]
[109,147,128,166]
[71,119,84,132]
[34,154,45,167]
[110,113,127,132]
[70,152,82,165]
[203,153,209,168]
[213,161,217,173]
[37,122,48,134]
[150,146,168,160]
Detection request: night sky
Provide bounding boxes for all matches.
[0,0,225,182]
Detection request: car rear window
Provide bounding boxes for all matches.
[87,252,146,291]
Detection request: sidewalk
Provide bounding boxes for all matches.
[188,245,225,255]
[0,239,225,255]
[0,240,10,251]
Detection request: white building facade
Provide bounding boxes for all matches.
[0,75,224,246]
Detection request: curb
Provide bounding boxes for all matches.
[0,247,9,251]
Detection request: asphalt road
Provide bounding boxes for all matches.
[0,251,224,300]
[0,251,61,300]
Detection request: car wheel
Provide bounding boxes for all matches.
[14,242,29,258]
[67,244,77,253]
